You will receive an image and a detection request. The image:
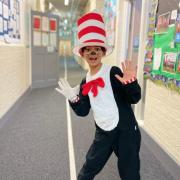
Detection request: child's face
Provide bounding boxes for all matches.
[81,46,105,67]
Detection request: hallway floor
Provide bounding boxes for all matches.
[0,57,175,180]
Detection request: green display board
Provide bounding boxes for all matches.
[151,25,180,92]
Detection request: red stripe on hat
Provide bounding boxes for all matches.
[78,26,106,39]
[78,13,104,26]
[83,39,105,43]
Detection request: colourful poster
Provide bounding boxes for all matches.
[175,13,180,43]
[157,12,170,34]
[144,0,158,77]
[163,52,177,73]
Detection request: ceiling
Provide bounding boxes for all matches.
[157,0,179,15]
[47,0,88,40]
[47,0,88,15]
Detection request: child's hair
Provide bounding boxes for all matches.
[80,46,106,55]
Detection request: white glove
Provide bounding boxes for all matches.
[55,78,80,101]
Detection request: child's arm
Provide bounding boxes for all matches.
[69,78,91,117]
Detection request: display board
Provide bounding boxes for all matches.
[104,0,116,47]
[0,0,21,43]
[151,25,180,91]
[144,0,180,93]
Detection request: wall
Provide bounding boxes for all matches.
[0,0,38,119]
[144,80,180,163]
[59,40,72,56]
[0,46,29,118]
[142,0,180,164]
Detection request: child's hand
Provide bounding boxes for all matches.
[55,78,80,101]
[115,61,137,84]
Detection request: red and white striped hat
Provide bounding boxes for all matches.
[73,11,113,57]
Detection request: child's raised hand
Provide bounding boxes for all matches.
[55,78,80,101]
[115,61,137,84]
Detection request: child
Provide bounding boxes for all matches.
[56,11,141,180]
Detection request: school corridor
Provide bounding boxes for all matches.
[0,57,177,180]
[0,0,180,180]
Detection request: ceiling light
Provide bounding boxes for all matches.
[49,2,53,9]
[64,0,69,6]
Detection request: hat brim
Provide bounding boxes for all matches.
[73,42,113,57]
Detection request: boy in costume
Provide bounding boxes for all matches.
[56,11,141,180]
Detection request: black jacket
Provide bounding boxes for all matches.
[69,66,141,130]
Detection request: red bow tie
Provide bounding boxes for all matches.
[82,77,105,97]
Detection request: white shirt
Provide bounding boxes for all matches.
[86,64,119,131]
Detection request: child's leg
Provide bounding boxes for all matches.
[113,127,141,180]
[77,128,117,180]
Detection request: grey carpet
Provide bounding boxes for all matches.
[0,87,70,180]
[0,56,175,180]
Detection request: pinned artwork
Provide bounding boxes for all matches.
[42,16,49,32]
[163,52,177,73]
[177,53,180,73]
[156,12,170,34]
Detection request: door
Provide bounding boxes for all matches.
[31,10,59,88]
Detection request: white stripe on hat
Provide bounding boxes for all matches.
[78,20,105,33]
[73,11,113,57]
[79,33,106,43]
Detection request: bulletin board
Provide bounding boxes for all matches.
[0,0,21,43]
[104,0,117,47]
[144,0,180,93]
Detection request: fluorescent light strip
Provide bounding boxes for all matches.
[64,0,69,6]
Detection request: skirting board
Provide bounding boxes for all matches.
[140,127,180,180]
[0,87,31,129]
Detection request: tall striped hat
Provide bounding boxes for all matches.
[73,11,113,57]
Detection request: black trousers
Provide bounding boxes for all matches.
[77,124,141,180]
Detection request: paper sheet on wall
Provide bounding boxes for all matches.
[0,16,3,33]
[34,31,41,46]
[153,48,162,70]
[0,2,2,15]
[42,16,49,32]
[171,10,177,20]
[3,19,7,32]
[3,3,8,19]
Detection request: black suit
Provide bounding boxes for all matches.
[70,66,141,180]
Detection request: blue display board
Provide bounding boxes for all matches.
[0,0,20,43]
